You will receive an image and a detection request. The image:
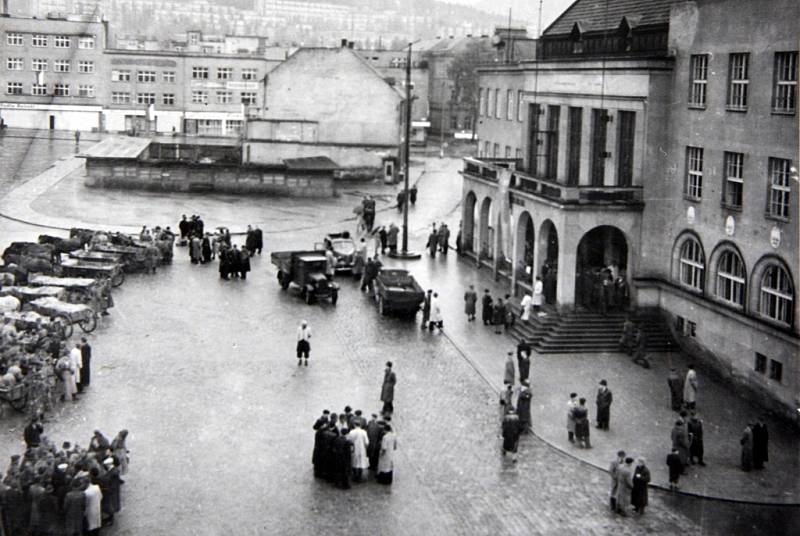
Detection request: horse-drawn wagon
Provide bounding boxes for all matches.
[28,296,98,337]
[59,258,125,287]
[28,275,111,314]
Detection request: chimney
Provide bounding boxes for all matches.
[341,38,348,48]
[2,0,9,17]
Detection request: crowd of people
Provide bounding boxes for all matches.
[2,426,130,535]
[576,264,630,314]
[176,215,262,281]
[424,223,451,258]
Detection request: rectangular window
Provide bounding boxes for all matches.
[54,84,70,96]
[242,68,258,81]
[545,105,560,179]
[6,82,23,95]
[768,158,791,219]
[493,143,500,157]
[769,360,783,382]
[240,92,257,105]
[32,59,48,71]
[7,33,24,46]
[78,85,95,98]
[198,119,222,136]
[689,54,708,107]
[590,109,608,186]
[505,146,511,158]
[517,90,524,122]
[754,353,767,374]
[217,67,233,80]
[478,88,485,116]
[32,83,47,96]
[163,71,176,83]
[32,34,48,47]
[112,70,131,82]
[162,93,175,106]
[487,89,494,117]
[450,115,458,130]
[111,92,131,104]
[136,93,155,105]
[6,58,23,71]
[54,60,71,73]
[617,111,636,186]
[192,90,208,104]
[54,35,71,48]
[723,152,744,209]
[216,91,232,104]
[685,146,704,199]
[78,61,95,74]
[192,67,209,79]
[515,148,522,159]
[483,141,490,157]
[78,36,96,49]
[527,103,541,176]
[567,107,582,186]
[773,51,797,113]
[727,53,749,109]
[494,89,501,119]
[226,119,243,136]
[137,71,157,83]
[464,116,473,131]
[506,90,514,121]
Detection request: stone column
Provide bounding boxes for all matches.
[578,106,592,186]
[604,109,617,186]
[556,220,576,311]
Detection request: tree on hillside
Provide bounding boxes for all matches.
[447,40,495,139]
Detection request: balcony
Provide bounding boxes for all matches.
[462,157,643,207]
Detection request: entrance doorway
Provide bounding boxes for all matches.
[575,226,629,311]
[48,115,55,130]
[515,211,534,283]
[538,220,558,304]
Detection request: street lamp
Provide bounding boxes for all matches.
[389,40,421,260]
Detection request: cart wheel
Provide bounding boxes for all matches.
[10,393,27,412]
[111,271,125,287]
[56,314,73,338]
[305,291,313,305]
[331,290,338,306]
[78,312,98,333]
[378,296,386,315]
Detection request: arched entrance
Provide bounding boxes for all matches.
[463,191,477,253]
[574,226,629,311]
[515,211,534,283]
[478,197,494,260]
[538,220,559,304]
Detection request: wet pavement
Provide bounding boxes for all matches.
[0,132,797,535]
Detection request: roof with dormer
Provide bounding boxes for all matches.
[544,0,682,36]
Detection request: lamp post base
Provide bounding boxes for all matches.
[387,250,421,260]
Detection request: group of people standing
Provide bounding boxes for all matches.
[577,264,630,314]
[564,379,614,450]
[3,427,130,535]
[497,344,534,462]
[424,223,451,258]
[55,339,93,404]
[473,289,516,334]
[609,451,651,516]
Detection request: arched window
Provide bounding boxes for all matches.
[679,238,705,291]
[715,250,745,306]
[760,265,794,325]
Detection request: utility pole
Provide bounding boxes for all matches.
[390,41,421,260]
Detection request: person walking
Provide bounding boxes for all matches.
[517,380,532,432]
[24,415,44,448]
[376,425,397,485]
[667,368,684,411]
[501,408,521,462]
[666,448,682,490]
[631,458,651,515]
[684,364,698,409]
[752,416,769,470]
[503,352,515,387]
[428,292,443,331]
[492,298,505,334]
[609,450,626,511]
[438,223,450,254]
[671,419,690,473]
[296,320,311,366]
[740,422,755,471]
[517,340,531,383]
[70,342,83,394]
[573,398,591,448]
[378,226,388,254]
[426,225,438,258]
[566,393,578,443]
[481,289,493,326]
[595,380,612,430]
[520,292,532,322]
[615,457,634,515]
[348,422,369,483]
[361,254,381,293]
[420,289,432,329]
[387,223,399,255]
[687,411,706,466]
[464,285,478,321]
[381,362,396,415]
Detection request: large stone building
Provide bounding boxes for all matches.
[461,0,798,418]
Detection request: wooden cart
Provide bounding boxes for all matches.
[0,285,66,304]
[28,296,98,337]
[60,258,125,287]
[68,249,124,264]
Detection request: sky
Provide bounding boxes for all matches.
[446,0,570,31]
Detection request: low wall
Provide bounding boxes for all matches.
[84,159,334,197]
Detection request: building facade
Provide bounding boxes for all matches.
[461,0,798,418]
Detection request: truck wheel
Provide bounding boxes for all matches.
[331,290,338,305]
[378,296,387,316]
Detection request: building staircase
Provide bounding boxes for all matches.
[508,308,678,354]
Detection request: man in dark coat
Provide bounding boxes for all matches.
[501,409,521,462]
[312,425,327,478]
[80,336,92,389]
[671,419,690,472]
[517,340,531,383]
[320,425,338,482]
[178,215,189,240]
[366,414,385,471]
[245,225,257,253]
[63,480,87,536]
[667,368,684,411]
[332,429,352,489]
[361,255,382,292]
[481,290,493,326]
[426,226,437,258]
[666,448,682,490]
[24,415,43,448]
[239,247,251,280]
[492,298,505,334]
[595,380,613,430]
[254,226,263,254]
[517,381,532,432]
[631,458,651,515]
[752,416,769,469]
[313,410,330,431]
[381,362,396,415]
[687,412,705,466]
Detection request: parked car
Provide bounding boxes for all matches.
[373,268,424,316]
[315,231,356,272]
[271,250,339,305]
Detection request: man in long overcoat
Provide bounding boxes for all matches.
[595,380,613,430]
[481,289,493,325]
[503,352,515,386]
[366,414,385,471]
[631,458,651,515]
[752,416,769,469]
[501,409,521,461]
[684,365,698,409]
[667,368,684,411]
[614,457,634,515]
[609,450,625,511]
[671,419,690,471]
[463,285,477,321]
[332,429,352,489]
[381,362,396,415]
[517,340,531,383]
[687,412,705,466]
[740,423,754,471]
[517,381,532,431]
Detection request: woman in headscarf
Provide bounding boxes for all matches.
[189,234,202,264]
